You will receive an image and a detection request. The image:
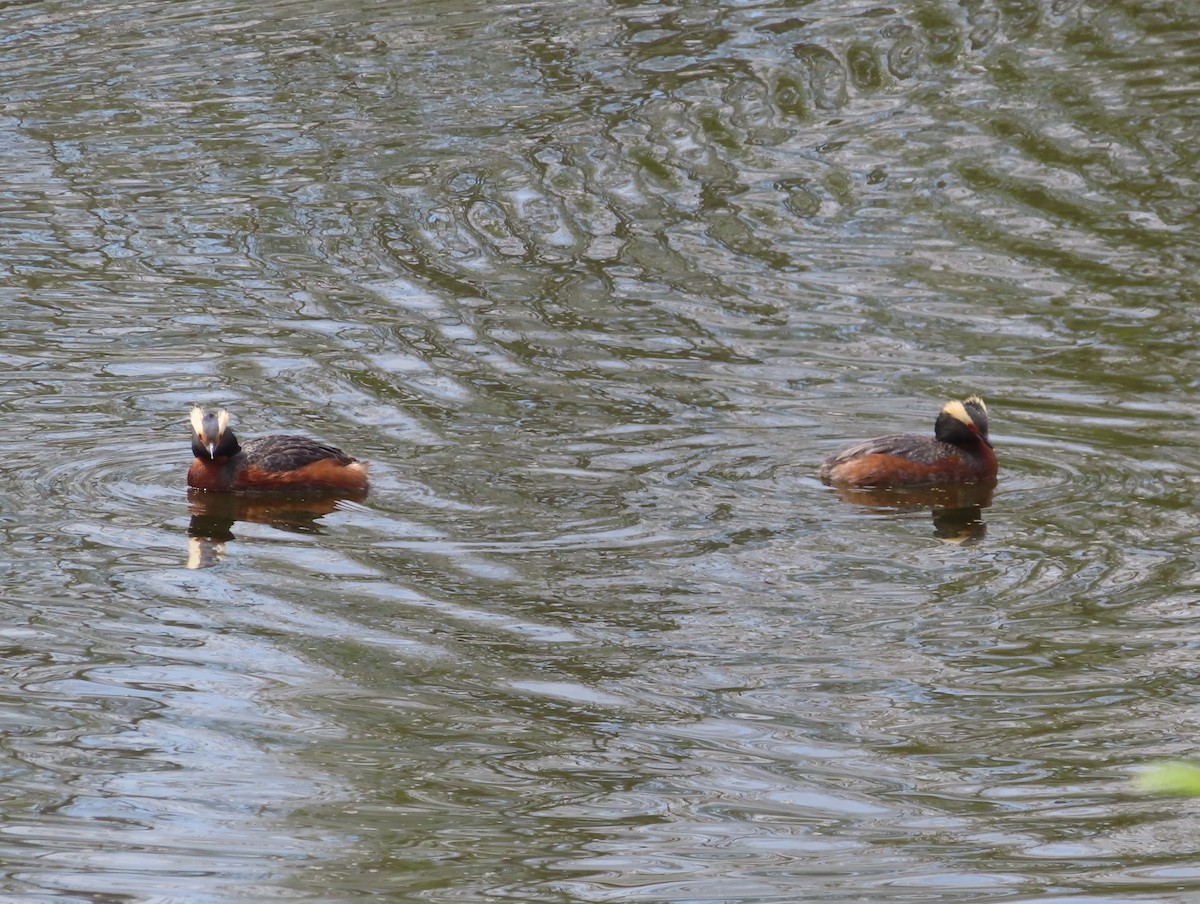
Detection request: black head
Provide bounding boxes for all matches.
[189,407,240,460]
[933,396,992,448]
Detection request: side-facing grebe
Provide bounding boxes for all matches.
[819,396,996,487]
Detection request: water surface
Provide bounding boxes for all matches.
[0,0,1197,900]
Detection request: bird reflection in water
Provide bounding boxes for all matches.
[827,481,995,544]
[186,491,361,569]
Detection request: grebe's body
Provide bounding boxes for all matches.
[819,397,996,488]
[188,407,369,496]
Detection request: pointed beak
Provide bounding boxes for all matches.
[969,421,993,449]
[206,441,218,458]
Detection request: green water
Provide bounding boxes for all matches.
[0,0,1196,900]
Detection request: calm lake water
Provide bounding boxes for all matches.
[1,0,1197,900]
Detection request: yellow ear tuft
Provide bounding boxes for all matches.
[941,399,973,426]
[190,407,231,440]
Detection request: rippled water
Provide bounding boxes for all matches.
[1,0,1198,900]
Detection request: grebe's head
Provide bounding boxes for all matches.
[189,407,237,460]
[934,396,992,448]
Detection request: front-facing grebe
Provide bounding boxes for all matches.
[188,407,369,496]
[819,396,996,488]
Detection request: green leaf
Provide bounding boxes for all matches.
[1136,761,1200,797]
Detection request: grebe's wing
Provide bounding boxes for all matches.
[821,433,917,465]
[240,435,357,472]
